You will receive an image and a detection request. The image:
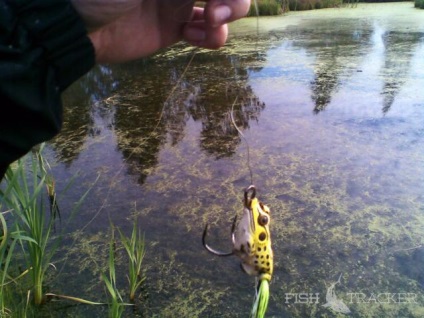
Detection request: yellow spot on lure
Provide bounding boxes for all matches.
[203,185,273,318]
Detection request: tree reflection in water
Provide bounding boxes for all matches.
[56,17,423,183]
[380,31,423,114]
[58,47,267,183]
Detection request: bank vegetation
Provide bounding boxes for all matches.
[247,0,421,15]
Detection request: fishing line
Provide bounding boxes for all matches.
[229,0,259,187]
[230,97,254,186]
[76,1,201,233]
[231,5,273,318]
[78,49,198,232]
[56,48,199,277]
[83,0,258,231]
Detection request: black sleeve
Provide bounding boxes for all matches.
[0,0,95,178]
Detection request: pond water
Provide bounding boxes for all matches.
[48,2,424,317]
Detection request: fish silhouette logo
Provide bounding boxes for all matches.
[322,274,351,314]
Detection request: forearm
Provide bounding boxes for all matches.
[0,0,95,174]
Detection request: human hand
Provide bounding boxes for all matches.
[71,0,251,64]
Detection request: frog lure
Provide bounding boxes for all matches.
[202,185,273,318]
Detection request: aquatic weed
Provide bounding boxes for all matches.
[1,146,58,305]
[102,226,125,318]
[0,144,95,307]
[117,219,146,302]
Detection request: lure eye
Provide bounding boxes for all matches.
[258,215,269,226]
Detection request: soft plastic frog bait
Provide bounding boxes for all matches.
[202,185,273,318]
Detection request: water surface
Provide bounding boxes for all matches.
[50,3,424,317]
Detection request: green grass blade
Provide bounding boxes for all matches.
[117,220,146,302]
[45,293,106,305]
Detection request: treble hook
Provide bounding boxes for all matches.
[202,185,256,256]
[202,216,237,256]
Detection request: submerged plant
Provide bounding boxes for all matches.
[117,220,146,302]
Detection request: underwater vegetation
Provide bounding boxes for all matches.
[13,2,423,317]
[0,148,150,317]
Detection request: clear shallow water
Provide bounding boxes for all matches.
[47,3,424,317]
